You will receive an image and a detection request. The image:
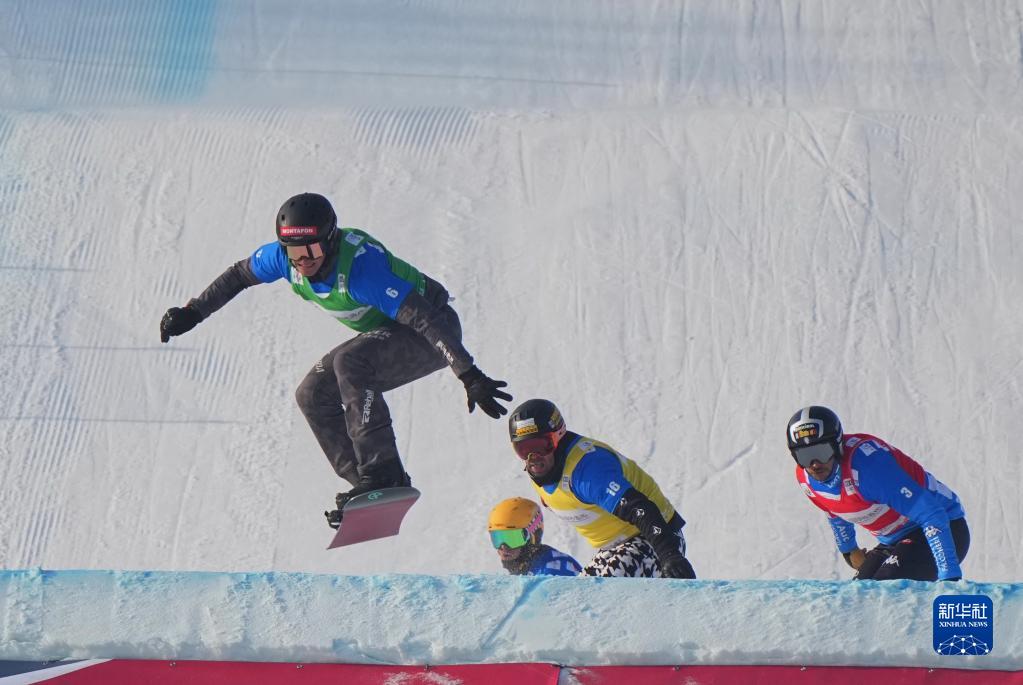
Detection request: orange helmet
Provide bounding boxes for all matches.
[487,497,543,549]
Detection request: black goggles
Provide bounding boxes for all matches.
[791,441,839,468]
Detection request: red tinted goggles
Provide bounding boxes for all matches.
[513,436,555,460]
[286,241,325,265]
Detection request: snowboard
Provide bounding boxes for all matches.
[327,486,421,549]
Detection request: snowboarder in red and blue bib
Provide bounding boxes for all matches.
[788,406,969,581]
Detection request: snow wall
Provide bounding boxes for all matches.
[0,570,1020,671]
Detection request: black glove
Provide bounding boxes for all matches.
[458,365,512,419]
[659,553,697,579]
[842,547,869,570]
[160,304,202,343]
[853,546,893,580]
[615,488,696,579]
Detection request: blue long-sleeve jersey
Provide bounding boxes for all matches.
[527,546,582,576]
[798,433,965,580]
[250,240,415,318]
[536,438,632,513]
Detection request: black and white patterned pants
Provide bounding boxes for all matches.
[582,536,662,578]
[582,515,688,578]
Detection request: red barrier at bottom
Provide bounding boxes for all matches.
[569,665,1023,685]
[9,661,1022,684]
[16,660,561,684]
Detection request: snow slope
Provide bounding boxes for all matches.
[1,0,1021,587]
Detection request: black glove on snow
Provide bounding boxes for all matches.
[842,547,869,570]
[658,554,697,579]
[458,365,512,419]
[160,304,202,343]
[853,546,893,580]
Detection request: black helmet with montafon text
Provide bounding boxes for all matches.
[275,192,339,261]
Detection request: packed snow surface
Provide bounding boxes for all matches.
[0,569,1019,669]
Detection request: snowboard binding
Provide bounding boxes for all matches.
[325,463,412,530]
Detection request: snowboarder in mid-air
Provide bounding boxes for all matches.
[487,497,581,576]
[160,193,512,528]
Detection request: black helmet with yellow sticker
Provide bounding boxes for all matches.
[786,405,843,468]
[508,398,567,457]
[509,398,572,489]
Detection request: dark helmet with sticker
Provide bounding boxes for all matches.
[274,192,339,252]
[508,399,565,443]
[786,406,843,467]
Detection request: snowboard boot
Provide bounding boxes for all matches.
[325,459,412,529]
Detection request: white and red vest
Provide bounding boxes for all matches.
[795,433,924,540]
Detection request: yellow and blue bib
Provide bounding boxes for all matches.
[531,434,675,549]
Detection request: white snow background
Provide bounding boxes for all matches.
[0,0,1021,670]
